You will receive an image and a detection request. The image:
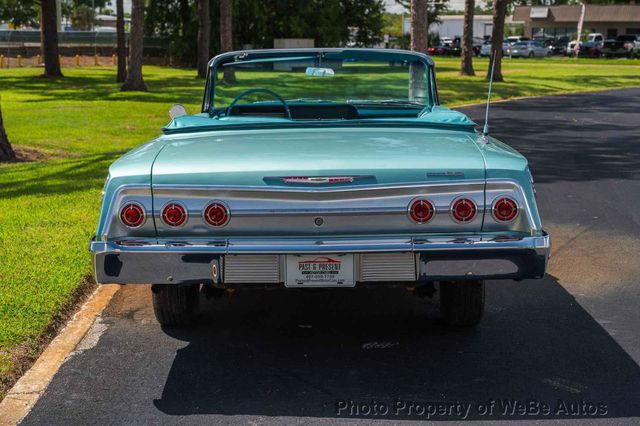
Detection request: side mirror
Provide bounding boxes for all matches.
[169,104,187,119]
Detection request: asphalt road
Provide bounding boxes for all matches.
[22,89,640,425]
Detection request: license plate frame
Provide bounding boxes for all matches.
[284,254,356,288]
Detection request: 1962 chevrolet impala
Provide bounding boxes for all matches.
[90,49,550,327]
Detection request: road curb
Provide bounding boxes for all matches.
[0,284,119,426]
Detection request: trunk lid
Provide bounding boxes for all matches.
[152,127,485,186]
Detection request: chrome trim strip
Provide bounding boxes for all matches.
[91,233,550,256]
[151,179,487,193]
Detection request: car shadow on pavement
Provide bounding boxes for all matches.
[153,274,640,421]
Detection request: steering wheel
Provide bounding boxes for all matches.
[225,88,292,120]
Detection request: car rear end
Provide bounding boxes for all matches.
[602,35,637,57]
[90,48,550,329]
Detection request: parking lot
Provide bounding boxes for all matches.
[15,89,640,424]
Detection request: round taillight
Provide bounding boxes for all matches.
[120,202,145,228]
[162,202,187,227]
[451,198,477,223]
[203,201,230,227]
[408,199,435,224]
[492,197,518,222]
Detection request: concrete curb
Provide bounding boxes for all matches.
[0,284,119,426]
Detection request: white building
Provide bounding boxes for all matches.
[431,15,494,39]
[403,14,522,40]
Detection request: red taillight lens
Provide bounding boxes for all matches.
[451,198,477,223]
[162,202,187,227]
[492,197,518,222]
[409,199,435,224]
[204,201,230,227]
[120,203,145,228]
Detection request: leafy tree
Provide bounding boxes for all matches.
[460,0,475,76]
[70,4,96,30]
[145,0,198,65]
[410,0,427,53]
[121,0,147,91]
[396,0,449,44]
[41,0,63,77]
[116,0,126,82]
[144,0,386,66]
[487,0,507,82]
[0,0,38,27]
[220,0,235,83]
[197,0,210,78]
[0,103,16,162]
[344,0,385,46]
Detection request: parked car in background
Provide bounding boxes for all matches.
[567,33,604,57]
[90,48,550,328]
[427,44,453,56]
[440,36,453,46]
[550,36,570,55]
[479,40,509,57]
[507,41,551,58]
[602,34,640,58]
[473,37,485,56]
[506,36,530,45]
[578,40,604,58]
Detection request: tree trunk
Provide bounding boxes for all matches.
[180,0,191,36]
[121,0,147,91]
[40,0,63,78]
[487,0,507,82]
[460,0,475,76]
[220,0,236,83]
[116,0,127,83]
[197,0,211,79]
[0,104,17,162]
[410,0,428,54]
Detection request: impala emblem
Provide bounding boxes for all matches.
[264,175,374,184]
[282,176,354,184]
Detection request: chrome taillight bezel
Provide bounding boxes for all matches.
[491,196,519,222]
[407,198,436,224]
[119,202,146,228]
[450,197,478,224]
[203,200,230,227]
[161,201,188,227]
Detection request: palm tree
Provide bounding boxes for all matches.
[40,0,63,77]
[0,103,16,162]
[487,0,508,82]
[410,0,427,54]
[460,0,475,76]
[121,0,147,91]
[197,0,211,78]
[116,0,127,83]
[220,0,236,83]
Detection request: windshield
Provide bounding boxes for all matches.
[207,51,433,119]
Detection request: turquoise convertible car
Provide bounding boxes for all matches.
[90,49,550,327]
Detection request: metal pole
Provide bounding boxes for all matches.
[575,2,586,58]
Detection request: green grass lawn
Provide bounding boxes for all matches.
[0,56,639,397]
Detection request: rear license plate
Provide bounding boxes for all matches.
[285,254,355,288]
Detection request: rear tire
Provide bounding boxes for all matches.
[151,284,199,327]
[439,280,484,327]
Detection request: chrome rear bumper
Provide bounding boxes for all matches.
[90,233,550,285]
